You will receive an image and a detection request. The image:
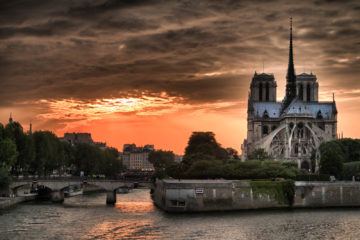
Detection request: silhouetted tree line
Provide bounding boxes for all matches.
[0,121,122,187]
[149,131,300,180]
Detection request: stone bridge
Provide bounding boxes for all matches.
[10,179,136,204]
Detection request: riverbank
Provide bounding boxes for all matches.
[0,195,36,210]
[152,179,360,212]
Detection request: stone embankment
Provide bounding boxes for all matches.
[0,196,36,210]
[152,179,360,212]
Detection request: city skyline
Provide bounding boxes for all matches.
[1,0,359,154]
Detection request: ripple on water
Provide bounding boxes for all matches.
[3,190,360,240]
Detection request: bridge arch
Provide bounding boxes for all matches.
[10,179,134,204]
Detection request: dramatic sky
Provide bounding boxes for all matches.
[0,0,359,154]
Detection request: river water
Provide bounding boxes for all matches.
[1,189,360,239]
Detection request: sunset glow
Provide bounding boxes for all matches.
[0,0,359,154]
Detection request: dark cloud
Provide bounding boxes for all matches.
[67,0,161,18]
[0,0,359,113]
[0,20,75,39]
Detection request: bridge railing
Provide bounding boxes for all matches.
[11,176,152,183]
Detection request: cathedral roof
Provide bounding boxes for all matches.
[252,72,275,81]
[282,98,335,119]
[253,102,282,118]
[297,73,313,76]
[252,99,336,119]
[296,72,317,81]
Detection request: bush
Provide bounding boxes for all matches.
[319,141,344,178]
[250,180,295,206]
[184,160,223,179]
[0,167,11,191]
[343,161,360,180]
[175,160,300,180]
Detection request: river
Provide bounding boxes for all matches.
[1,189,360,239]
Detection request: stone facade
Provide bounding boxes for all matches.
[121,144,155,171]
[60,132,106,148]
[152,179,360,212]
[241,20,337,170]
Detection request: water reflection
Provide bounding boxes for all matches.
[88,218,161,240]
[3,189,360,239]
[115,202,155,214]
[87,190,159,239]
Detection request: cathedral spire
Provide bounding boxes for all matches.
[29,120,32,135]
[282,17,297,112]
[9,112,13,124]
[287,17,295,82]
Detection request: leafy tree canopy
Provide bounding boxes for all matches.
[248,148,271,161]
[0,138,18,169]
[0,167,11,191]
[183,132,228,169]
[319,141,344,178]
[148,150,175,169]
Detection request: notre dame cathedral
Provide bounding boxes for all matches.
[241,19,337,170]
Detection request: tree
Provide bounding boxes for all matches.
[102,147,122,178]
[183,132,228,169]
[226,148,240,160]
[4,122,31,174]
[0,167,11,191]
[248,149,271,161]
[32,131,63,175]
[184,160,223,179]
[74,143,100,175]
[0,138,18,169]
[319,141,344,178]
[0,123,4,140]
[148,150,175,169]
[148,150,175,179]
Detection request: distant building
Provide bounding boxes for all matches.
[121,144,155,171]
[175,155,183,163]
[60,132,106,148]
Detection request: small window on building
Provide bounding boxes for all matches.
[170,200,185,207]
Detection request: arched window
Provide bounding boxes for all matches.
[301,161,310,170]
[297,122,304,138]
[295,143,299,154]
[265,82,269,101]
[299,84,303,100]
[316,110,323,119]
[263,110,269,119]
[262,125,269,135]
[307,83,311,102]
[259,83,263,101]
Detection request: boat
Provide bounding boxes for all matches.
[116,187,129,194]
[64,185,83,197]
[17,189,38,197]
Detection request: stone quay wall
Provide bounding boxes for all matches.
[0,196,36,210]
[152,179,360,212]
